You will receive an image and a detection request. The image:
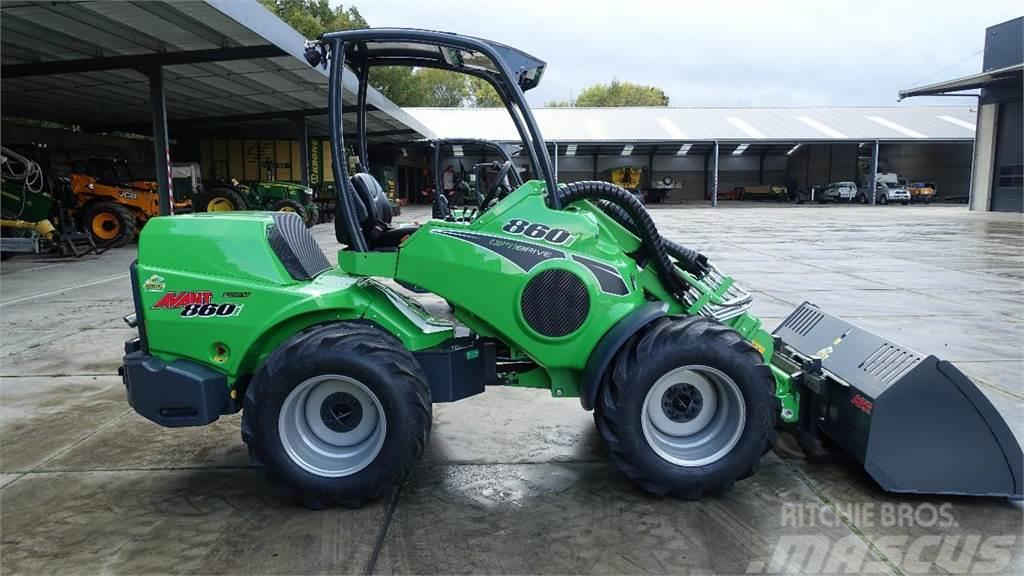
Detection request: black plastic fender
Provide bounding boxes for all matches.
[580,301,667,410]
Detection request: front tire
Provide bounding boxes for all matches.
[594,316,776,498]
[242,322,431,509]
[86,201,137,247]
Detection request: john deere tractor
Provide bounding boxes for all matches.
[120,29,1021,509]
[194,179,319,227]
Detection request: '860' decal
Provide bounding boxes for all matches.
[501,219,572,245]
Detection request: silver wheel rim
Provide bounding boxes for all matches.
[641,365,746,467]
[278,374,386,477]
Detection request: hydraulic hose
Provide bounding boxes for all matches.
[557,181,701,302]
[592,198,708,275]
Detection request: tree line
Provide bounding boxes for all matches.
[260,0,669,108]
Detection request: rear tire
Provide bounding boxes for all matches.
[271,199,309,225]
[86,201,137,247]
[195,186,247,212]
[594,316,776,498]
[241,322,431,509]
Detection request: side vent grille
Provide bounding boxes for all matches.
[859,344,920,386]
[782,305,823,336]
[267,212,331,281]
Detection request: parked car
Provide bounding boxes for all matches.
[858,181,911,205]
[820,181,857,203]
[908,181,937,203]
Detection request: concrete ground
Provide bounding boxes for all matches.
[1,203,1021,575]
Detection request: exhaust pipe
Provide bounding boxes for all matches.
[773,302,1022,499]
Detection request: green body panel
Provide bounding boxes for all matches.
[384,182,645,375]
[136,213,451,386]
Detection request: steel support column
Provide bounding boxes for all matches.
[869,140,879,206]
[712,141,720,207]
[552,142,558,182]
[648,151,655,190]
[295,115,310,186]
[148,66,172,216]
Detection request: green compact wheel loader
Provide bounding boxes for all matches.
[120,29,1022,508]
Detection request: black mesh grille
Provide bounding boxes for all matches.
[521,269,590,337]
[268,212,331,281]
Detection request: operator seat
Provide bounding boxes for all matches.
[348,173,419,250]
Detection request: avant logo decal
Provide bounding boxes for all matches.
[152,291,243,318]
[143,274,165,292]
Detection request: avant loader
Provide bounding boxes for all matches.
[120,29,1021,508]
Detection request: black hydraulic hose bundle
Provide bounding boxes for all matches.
[556,181,706,302]
[590,198,708,276]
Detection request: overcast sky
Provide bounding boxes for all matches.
[346,0,1020,107]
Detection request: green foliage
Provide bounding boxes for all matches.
[547,80,670,107]
[416,69,471,107]
[258,0,366,37]
[259,0,500,107]
[469,77,504,107]
[544,99,574,107]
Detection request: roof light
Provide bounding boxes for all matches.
[656,117,687,139]
[621,144,634,156]
[726,117,766,139]
[786,144,801,155]
[675,144,692,156]
[797,116,848,139]
[867,116,926,138]
[452,145,464,157]
[565,144,577,156]
[732,144,749,156]
[937,115,975,131]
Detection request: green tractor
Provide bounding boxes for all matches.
[120,29,1021,509]
[195,178,319,227]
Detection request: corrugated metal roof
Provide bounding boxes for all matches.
[405,106,977,143]
[0,0,431,142]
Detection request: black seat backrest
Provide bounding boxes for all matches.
[351,173,392,229]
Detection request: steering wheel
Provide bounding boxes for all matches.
[477,160,514,214]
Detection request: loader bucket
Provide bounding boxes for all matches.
[773,302,1023,499]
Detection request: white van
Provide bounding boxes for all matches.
[821,181,858,203]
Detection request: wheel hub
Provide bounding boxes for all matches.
[662,383,703,422]
[278,375,386,478]
[320,392,362,433]
[641,366,746,467]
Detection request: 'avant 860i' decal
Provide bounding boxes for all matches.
[501,219,572,245]
[151,291,243,318]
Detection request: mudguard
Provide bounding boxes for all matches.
[580,301,667,410]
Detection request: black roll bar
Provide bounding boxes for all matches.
[321,28,561,248]
[327,40,368,252]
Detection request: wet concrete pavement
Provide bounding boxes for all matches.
[1,203,1021,575]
